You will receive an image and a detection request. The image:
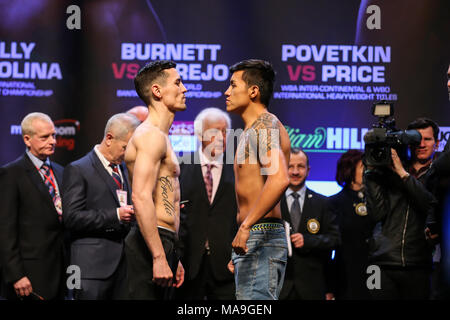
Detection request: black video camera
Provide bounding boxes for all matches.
[363,101,422,167]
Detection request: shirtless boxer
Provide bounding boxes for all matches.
[225,59,291,300]
[124,60,186,299]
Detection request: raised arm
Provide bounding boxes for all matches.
[130,130,173,287]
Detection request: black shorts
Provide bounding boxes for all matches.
[125,226,179,300]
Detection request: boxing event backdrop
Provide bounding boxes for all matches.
[1,0,449,195]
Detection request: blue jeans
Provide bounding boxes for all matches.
[231,222,287,300]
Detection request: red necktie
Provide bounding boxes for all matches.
[41,164,62,222]
[109,163,123,189]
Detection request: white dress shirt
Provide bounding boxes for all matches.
[94,145,124,183]
[94,145,124,221]
[26,148,61,195]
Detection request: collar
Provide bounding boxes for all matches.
[26,148,50,169]
[409,161,432,179]
[285,185,306,199]
[94,145,113,169]
[198,148,224,167]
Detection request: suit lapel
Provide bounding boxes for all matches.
[89,150,120,206]
[210,164,228,209]
[299,188,314,233]
[52,163,63,187]
[195,162,210,204]
[22,154,55,210]
[190,150,212,205]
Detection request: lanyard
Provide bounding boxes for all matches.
[36,165,58,192]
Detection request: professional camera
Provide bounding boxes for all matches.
[363,101,422,167]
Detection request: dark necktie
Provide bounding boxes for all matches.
[109,163,123,189]
[290,192,302,233]
[203,164,214,204]
[41,163,62,222]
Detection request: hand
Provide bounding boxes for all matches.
[425,227,439,241]
[390,149,408,178]
[118,205,135,222]
[291,233,304,248]
[325,293,335,300]
[152,257,174,287]
[14,277,33,297]
[232,225,250,255]
[173,261,185,288]
[227,260,235,274]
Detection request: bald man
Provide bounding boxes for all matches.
[62,113,140,300]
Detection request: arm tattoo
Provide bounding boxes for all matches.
[237,113,281,164]
[251,113,281,153]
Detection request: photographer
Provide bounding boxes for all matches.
[363,117,438,300]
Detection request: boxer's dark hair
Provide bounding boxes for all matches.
[134,60,176,105]
[229,59,275,107]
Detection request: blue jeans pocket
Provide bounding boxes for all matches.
[232,252,257,300]
[269,257,287,300]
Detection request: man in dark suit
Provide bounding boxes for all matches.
[177,107,237,300]
[280,148,340,300]
[0,112,66,300]
[62,113,140,300]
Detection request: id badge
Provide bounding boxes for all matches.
[116,190,127,207]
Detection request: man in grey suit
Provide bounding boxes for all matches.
[62,113,140,299]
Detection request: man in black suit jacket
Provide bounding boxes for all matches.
[177,108,237,300]
[62,113,140,300]
[0,112,66,300]
[280,148,340,300]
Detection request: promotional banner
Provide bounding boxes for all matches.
[1,0,449,195]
